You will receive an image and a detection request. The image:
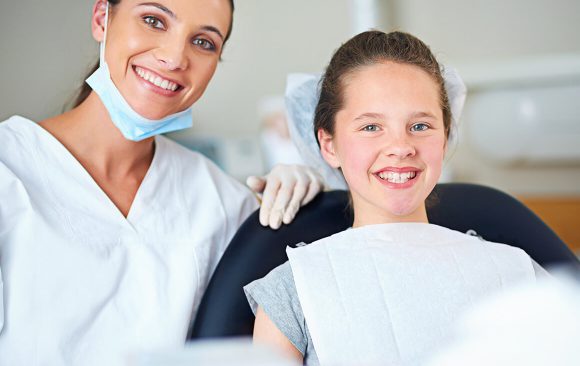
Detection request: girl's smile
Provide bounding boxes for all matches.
[373,167,421,189]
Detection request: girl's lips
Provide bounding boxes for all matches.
[374,166,419,174]
[374,169,421,189]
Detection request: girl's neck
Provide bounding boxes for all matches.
[351,203,429,228]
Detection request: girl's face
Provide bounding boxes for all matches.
[91,0,231,119]
[319,62,447,227]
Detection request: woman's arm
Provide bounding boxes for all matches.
[253,306,304,364]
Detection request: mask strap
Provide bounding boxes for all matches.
[99,2,110,63]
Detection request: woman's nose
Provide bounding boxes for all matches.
[154,41,189,71]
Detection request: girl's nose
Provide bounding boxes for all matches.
[384,134,416,159]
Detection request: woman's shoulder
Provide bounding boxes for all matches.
[154,135,257,213]
[0,115,38,143]
[155,136,240,182]
[0,116,44,175]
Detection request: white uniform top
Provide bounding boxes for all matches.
[0,116,258,366]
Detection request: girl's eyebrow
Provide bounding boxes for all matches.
[354,111,437,121]
[411,111,437,119]
[137,2,225,41]
[354,112,384,121]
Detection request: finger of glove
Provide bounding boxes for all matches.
[269,186,294,229]
[282,181,308,225]
[301,173,324,206]
[246,175,267,194]
[259,177,281,227]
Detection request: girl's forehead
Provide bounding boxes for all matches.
[341,63,439,103]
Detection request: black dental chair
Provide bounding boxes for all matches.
[187,183,579,340]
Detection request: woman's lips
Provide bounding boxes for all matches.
[133,66,183,96]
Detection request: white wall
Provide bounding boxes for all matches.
[2,0,579,194]
[184,0,353,137]
[387,0,580,196]
[0,0,96,122]
[390,0,580,63]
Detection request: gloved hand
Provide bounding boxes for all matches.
[246,164,324,230]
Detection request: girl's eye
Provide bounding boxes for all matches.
[362,124,380,132]
[411,123,429,132]
[192,38,216,51]
[143,16,165,30]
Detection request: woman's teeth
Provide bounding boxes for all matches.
[135,66,179,91]
[378,171,417,184]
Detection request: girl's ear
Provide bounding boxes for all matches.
[91,0,109,43]
[317,129,341,168]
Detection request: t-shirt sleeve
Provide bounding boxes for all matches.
[244,261,308,355]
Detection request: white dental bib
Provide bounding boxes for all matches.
[287,223,536,366]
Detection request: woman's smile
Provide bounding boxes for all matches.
[132,65,183,96]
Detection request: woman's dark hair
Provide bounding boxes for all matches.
[314,30,451,141]
[68,0,235,109]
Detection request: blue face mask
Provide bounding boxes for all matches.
[85,3,193,142]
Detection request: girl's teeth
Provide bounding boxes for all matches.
[377,171,417,184]
[135,67,178,91]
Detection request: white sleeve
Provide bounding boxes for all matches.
[532,259,551,279]
[0,161,29,332]
[0,269,3,331]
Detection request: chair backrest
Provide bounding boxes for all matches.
[188,183,579,339]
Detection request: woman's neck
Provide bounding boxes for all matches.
[39,92,155,178]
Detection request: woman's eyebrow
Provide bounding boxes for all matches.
[138,2,176,19]
[201,26,224,41]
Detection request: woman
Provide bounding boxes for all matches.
[245,31,546,365]
[0,0,323,364]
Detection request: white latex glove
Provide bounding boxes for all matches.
[246,164,324,230]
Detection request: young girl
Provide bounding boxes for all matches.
[245,31,545,366]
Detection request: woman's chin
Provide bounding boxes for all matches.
[132,106,177,121]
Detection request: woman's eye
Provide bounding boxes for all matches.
[192,38,216,51]
[362,124,379,132]
[143,16,165,30]
[411,123,429,132]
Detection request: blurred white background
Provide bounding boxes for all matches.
[1,0,579,247]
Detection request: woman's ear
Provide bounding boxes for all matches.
[317,129,341,168]
[91,0,109,43]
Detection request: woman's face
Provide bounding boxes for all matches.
[92,0,231,119]
[319,61,447,227]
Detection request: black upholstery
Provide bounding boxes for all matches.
[188,183,578,339]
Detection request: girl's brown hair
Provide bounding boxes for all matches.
[68,0,235,110]
[314,30,451,141]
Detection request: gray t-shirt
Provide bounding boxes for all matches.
[244,262,318,365]
[244,258,547,366]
